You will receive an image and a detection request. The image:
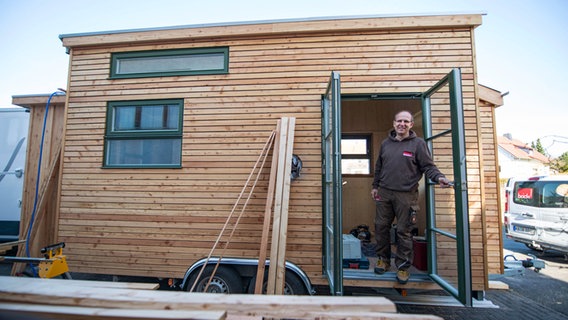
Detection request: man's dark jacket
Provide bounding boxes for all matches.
[372,129,445,192]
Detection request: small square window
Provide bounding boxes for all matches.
[104,99,183,168]
[341,134,372,175]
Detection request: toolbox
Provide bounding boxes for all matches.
[342,256,370,269]
[342,234,362,259]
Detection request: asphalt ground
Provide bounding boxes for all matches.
[393,231,568,320]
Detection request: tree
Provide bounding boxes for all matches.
[531,139,547,155]
[549,151,568,173]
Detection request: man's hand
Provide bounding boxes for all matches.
[438,177,452,188]
[371,188,379,200]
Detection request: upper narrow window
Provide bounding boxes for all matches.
[110,47,229,79]
[341,134,372,175]
[104,99,183,168]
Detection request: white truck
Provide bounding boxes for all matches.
[0,107,29,243]
[504,175,568,255]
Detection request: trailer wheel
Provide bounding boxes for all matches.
[186,265,243,293]
[247,269,308,295]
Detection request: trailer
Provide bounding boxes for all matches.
[13,13,506,306]
[0,107,29,243]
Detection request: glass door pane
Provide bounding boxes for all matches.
[422,68,472,306]
[321,71,343,295]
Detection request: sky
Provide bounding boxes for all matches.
[1,0,567,157]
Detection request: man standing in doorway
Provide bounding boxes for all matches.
[371,110,451,284]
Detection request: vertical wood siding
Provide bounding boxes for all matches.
[14,97,66,275]
[479,101,503,277]
[59,23,488,290]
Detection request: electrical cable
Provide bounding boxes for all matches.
[25,90,65,276]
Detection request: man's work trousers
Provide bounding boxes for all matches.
[374,187,419,271]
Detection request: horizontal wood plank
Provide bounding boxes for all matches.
[0,276,410,319]
[0,303,226,320]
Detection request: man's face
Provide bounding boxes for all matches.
[393,112,414,136]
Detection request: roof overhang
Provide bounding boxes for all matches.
[12,94,66,108]
[60,13,483,49]
[478,84,504,107]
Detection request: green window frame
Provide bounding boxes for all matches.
[104,99,184,168]
[110,47,229,79]
[341,134,372,175]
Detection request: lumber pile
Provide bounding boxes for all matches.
[0,276,442,320]
[266,117,295,294]
[258,117,296,295]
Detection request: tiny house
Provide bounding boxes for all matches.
[15,13,506,306]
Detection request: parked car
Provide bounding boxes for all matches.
[504,175,568,255]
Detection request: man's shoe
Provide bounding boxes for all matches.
[374,260,390,274]
[396,269,410,284]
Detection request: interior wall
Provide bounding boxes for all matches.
[341,99,426,238]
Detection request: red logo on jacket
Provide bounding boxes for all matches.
[402,151,413,157]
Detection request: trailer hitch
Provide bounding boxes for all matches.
[503,254,545,277]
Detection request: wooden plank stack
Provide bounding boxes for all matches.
[253,120,282,294]
[0,276,443,320]
[252,117,296,295]
[266,117,296,295]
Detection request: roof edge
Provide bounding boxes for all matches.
[478,84,504,107]
[60,12,484,48]
[12,94,67,107]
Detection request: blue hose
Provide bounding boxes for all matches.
[25,90,65,276]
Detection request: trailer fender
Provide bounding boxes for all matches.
[181,257,315,295]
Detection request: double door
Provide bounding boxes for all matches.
[321,69,472,306]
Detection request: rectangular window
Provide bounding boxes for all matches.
[514,180,568,208]
[541,182,568,208]
[513,182,539,207]
[104,99,183,168]
[341,134,372,175]
[110,47,229,79]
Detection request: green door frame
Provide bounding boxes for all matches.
[422,68,472,306]
[321,69,471,304]
[321,71,343,295]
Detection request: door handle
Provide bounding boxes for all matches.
[521,212,534,218]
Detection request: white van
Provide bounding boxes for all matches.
[0,108,29,243]
[504,175,568,254]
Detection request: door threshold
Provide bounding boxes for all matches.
[343,270,441,290]
[344,269,431,282]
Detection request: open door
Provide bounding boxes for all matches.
[321,71,343,295]
[322,68,471,303]
[422,68,472,306]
